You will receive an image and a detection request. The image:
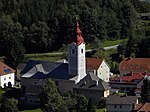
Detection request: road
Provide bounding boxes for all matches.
[103,45,119,50]
[25,44,120,56]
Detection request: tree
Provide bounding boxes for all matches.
[24,21,52,53]
[0,98,18,112]
[39,79,68,112]
[141,76,150,103]
[63,91,88,112]
[120,0,138,38]
[0,15,25,68]
[87,98,95,112]
[75,94,88,112]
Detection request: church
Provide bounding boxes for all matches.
[20,18,110,105]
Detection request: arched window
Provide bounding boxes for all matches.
[81,49,83,53]
[72,49,75,54]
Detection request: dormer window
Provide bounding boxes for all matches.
[72,49,75,54]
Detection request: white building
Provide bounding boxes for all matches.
[0,62,15,88]
[106,95,138,112]
[86,58,110,82]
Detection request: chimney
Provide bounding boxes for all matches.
[96,81,98,86]
[130,71,133,76]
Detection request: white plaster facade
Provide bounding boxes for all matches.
[68,42,86,83]
[0,73,15,88]
[97,60,110,82]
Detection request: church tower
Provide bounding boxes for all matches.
[68,17,86,83]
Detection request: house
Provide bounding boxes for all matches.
[86,58,110,82]
[119,58,150,76]
[0,62,15,88]
[134,103,150,112]
[110,72,145,96]
[73,72,110,100]
[20,18,111,105]
[106,95,138,112]
[140,13,150,20]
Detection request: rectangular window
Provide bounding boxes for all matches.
[81,49,83,53]
[114,105,117,108]
[4,78,6,80]
[120,105,122,108]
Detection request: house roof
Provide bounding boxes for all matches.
[122,73,144,82]
[86,58,103,70]
[106,95,137,105]
[135,103,150,112]
[0,62,15,75]
[75,72,111,91]
[21,60,72,80]
[119,58,150,73]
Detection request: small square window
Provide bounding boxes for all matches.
[114,105,117,108]
[9,77,11,79]
[120,105,122,108]
[4,78,6,80]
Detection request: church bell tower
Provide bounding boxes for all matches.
[68,17,86,83]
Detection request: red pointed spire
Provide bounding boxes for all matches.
[73,16,84,45]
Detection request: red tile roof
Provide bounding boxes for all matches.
[0,62,15,75]
[86,58,103,70]
[122,73,144,82]
[120,58,150,73]
[135,103,150,112]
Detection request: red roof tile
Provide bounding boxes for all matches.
[135,103,150,112]
[86,58,103,70]
[120,58,150,73]
[0,62,15,75]
[122,73,144,82]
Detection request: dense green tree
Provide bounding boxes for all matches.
[0,15,25,68]
[63,91,88,112]
[141,76,150,103]
[0,0,141,58]
[87,98,95,112]
[120,0,138,38]
[39,79,68,112]
[0,98,18,112]
[75,94,88,112]
[24,21,52,53]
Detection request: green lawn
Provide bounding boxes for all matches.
[20,108,42,112]
[96,108,106,112]
[26,52,66,62]
[0,88,5,95]
[102,38,128,47]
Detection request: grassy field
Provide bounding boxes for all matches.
[0,39,127,62]
[20,108,42,112]
[26,52,67,62]
[96,108,106,112]
[0,88,5,95]
[102,38,128,47]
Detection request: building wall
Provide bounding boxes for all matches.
[0,73,15,88]
[21,78,75,94]
[97,60,110,82]
[137,79,143,89]
[104,90,110,97]
[106,104,133,112]
[73,88,104,101]
[68,43,86,83]
[53,79,75,94]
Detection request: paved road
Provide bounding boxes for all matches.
[25,45,120,56]
[104,45,119,50]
